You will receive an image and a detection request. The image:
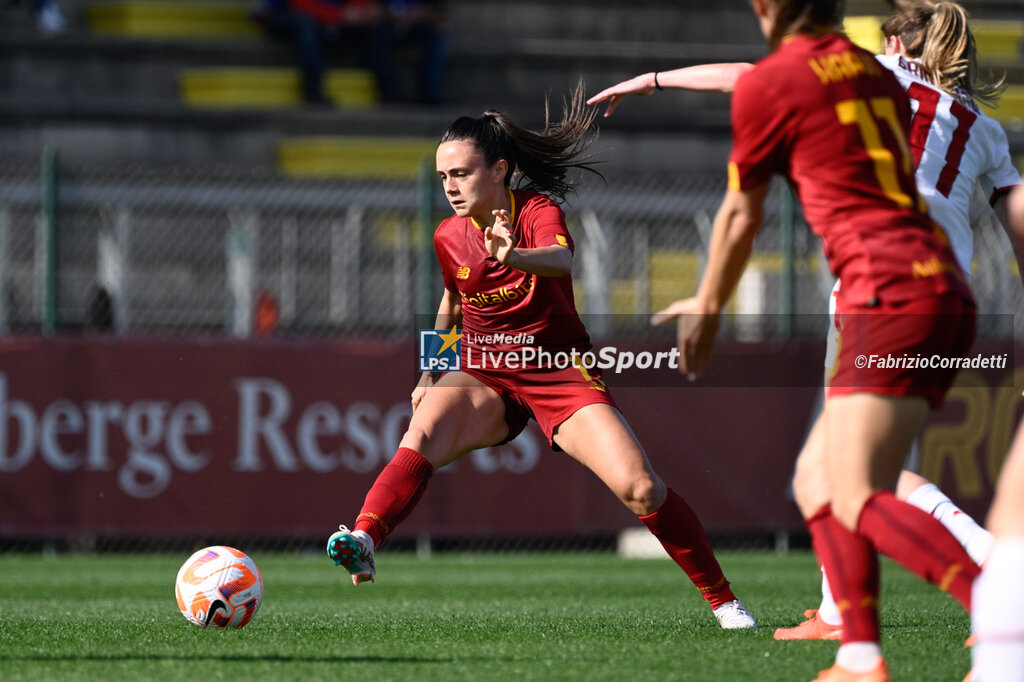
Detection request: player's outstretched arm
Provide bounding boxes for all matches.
[587,63,754,117]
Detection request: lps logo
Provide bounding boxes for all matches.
[418,327,462,372]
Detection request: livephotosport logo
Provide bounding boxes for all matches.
[419,327,462,372]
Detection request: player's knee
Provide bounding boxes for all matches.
[620,475,665,516]
[792,461,829,519]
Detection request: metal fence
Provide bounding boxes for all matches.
[0,154,1021,341]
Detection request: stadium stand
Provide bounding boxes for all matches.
[1,0,1017,176]
[0,0,772,176]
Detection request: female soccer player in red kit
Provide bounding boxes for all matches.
[592,0,1022,645]
[651,0,981,678]
[324,83,757,629]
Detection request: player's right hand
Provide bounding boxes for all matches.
[411,372,436,411]
[586,74,656,117]
[651,297,720,381]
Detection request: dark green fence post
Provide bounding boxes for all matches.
[41,146,59,335]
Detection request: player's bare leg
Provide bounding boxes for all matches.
[328,371,508,584]
[553,403,756,629]
[812,394,978,679]
[972,418,1024,680]
[778,408,992,642]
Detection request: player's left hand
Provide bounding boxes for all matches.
[484,210,517,266]
[651,298,720,380]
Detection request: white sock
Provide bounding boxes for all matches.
[906,483,993,565]
[972,537,1024,682]
[836,642,883,673]
[353,530,375,551]
[818,566,843,626]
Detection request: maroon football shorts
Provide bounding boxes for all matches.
[462,361,618,448]
[827,291,976,408]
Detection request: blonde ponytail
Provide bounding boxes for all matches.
[883,0,1005,109]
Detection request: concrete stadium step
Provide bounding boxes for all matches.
[277,136,438,179]
[87,0,259,40]
[444,0,763,45]
[180,67,378,109]
[0,31,297,103]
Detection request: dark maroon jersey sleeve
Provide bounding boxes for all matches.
[728,71,790,190]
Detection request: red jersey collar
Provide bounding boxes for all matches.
[471,189,516,231]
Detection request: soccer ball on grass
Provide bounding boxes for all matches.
[174,545,263,628]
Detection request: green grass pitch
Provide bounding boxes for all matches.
[0,551,971,681]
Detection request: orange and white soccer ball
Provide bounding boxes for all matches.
[174,546,263,629]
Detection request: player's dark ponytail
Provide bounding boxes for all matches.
[439,80,603,204]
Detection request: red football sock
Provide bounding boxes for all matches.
[639,488,737,609]
[807,505,880,644]
[857,491,978,610]
[353,447,434,547]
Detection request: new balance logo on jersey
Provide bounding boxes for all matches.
[456,267,471,280]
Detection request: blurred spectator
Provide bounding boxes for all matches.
[34,0,64,34]
[371,0,446,105]
[253,0,446,106]
[0,0,66,35]
[254,0,383,105]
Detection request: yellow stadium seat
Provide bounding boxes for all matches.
[843,17,1022,64]
[843,16,884,54]
[88,0,258,39]
[277,136,437,179]
[181,68,297,109]
[180,67,378,109]
[324,70,379,108]
[982,85,1024,124]
[972,20,1024,63]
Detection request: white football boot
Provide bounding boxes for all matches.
[713,599,757,629]
[326,525,376,585]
